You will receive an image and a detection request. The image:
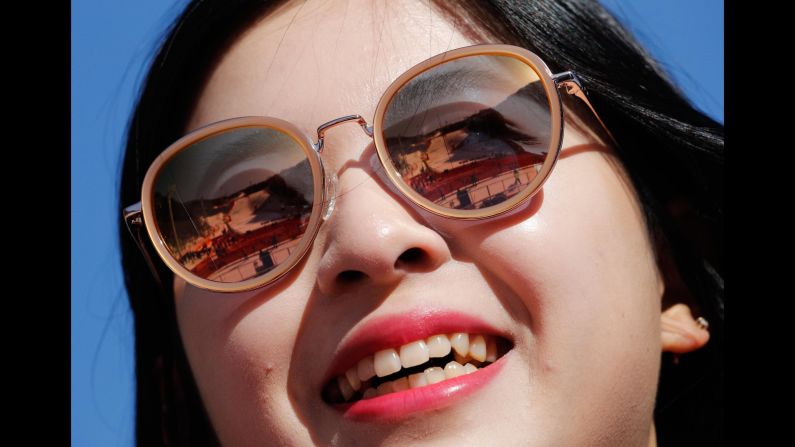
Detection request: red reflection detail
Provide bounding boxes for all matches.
[190,214,309,279]
[405,152,545,206]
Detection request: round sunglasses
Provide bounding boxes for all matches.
[123,44,614,293]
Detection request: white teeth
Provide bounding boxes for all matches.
[374,349,402,377]
[363,388,377,399]
[376,381,394,396]
[408,372,428,389]
[444,361,465,379]
[486,336,497,362]
[392,376,409,392]
[399,340,430,368]
[337,375,354,401]
[345,367,361,391]
[424,366,446,384]
[426,334,452,358]
[334,332,503,402]
[469,335,487,362]
[450,333,469,357]
[357,356,376,382]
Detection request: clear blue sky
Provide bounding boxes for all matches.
[71,1,723,445]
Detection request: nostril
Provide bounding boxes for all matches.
[396,247,426,267]
[337,270,366,283]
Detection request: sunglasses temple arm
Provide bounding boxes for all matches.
[553,71,620,149]
[123,202,166,289]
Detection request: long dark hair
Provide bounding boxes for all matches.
[118,1,723,445]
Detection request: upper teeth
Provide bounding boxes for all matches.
[337,333,499,400]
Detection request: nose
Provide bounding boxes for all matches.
[315,169,452,294]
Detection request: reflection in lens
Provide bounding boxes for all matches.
[383,54,552,210]
[152,127,314,283]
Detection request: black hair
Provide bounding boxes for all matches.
[118,1,723,445]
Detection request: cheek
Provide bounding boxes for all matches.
[454,151,662,438]
[173,277,313,444]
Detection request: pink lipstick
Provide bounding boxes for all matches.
[320,308,513,420]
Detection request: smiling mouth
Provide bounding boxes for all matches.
[322,332,512,404]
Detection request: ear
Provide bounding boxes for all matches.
[661,303,710,353]
[652,221,710,354]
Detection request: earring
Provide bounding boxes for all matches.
[671,316,710,365]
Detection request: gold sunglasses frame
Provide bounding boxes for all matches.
[123,44,611,293]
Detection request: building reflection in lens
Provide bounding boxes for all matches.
[383,56,552,210]
[384,95,550,209]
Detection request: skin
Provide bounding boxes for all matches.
[172,0,710,445]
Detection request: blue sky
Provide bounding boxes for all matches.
[71,1,723,445]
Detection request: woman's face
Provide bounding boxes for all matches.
[173,0,664,445]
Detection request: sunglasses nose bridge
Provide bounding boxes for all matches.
[312,114,374,153]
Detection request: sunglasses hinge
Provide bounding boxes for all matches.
[121,201,166,290]
[123,202,144,228]
[553,71,620,149]
[313,114,374,153]
[552,71,586,97]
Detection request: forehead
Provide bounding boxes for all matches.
[186,0,480,139]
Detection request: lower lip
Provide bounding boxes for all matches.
[333,351,509,421]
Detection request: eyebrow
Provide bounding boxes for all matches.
[384,67,497,141]
[383,65,545,140]
[385,67,489,123]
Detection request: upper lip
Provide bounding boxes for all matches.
[320,307,510,392]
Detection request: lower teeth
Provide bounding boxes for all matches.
[352,361,484,402]
[327,351,492,404]
[323,336,512,405]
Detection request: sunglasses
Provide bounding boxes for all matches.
[123,44,613,293]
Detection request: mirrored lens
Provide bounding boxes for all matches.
[383,54,552,211]
[152,127,315,283]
